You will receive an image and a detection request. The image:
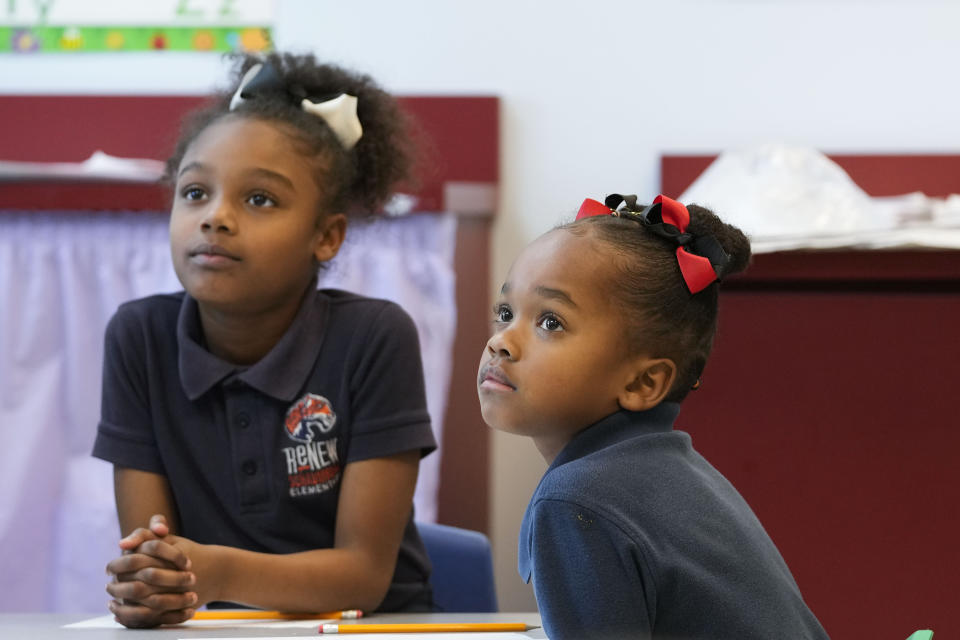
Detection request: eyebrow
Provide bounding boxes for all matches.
[177,161,205,178]
[177,163,297,193]
[535,286,577,308]
[246,167,297,192]
[499,283,577,308]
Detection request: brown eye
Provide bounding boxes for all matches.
[538,314,563,332]
[247,192,277,207]
[494,305,513,323]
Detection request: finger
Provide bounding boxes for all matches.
[109,599,196,628]
[107,552,178,577]
[137,538,190,570]
[139,590,198,612]
[110,568,197,593]
[107,578,156,602]
[149,514,169,537]
[118,527,157,552]
[115,538,188,570]
[114,571,182,587]
[131,566,196,589]
[106,579,197,605]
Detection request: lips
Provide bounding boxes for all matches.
[188,243,241,261]
[478,364,516,391]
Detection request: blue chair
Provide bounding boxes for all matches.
[416,521,498,612]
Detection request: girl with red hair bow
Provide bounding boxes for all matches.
[477,195,827,639]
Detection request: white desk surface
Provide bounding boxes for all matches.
[0,612,546,639]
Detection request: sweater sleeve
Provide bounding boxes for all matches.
[527,498,657,640]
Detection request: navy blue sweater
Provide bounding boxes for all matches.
[519,404,828,639]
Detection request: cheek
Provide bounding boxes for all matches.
[168,213,191,246]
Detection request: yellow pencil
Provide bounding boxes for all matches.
[320,622,536,634]
[192,609,362,620]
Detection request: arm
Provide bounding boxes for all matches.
[177,449,420,612]
[106,468,197,627]
[528,500,655,640]
[95,308,196,625]
[115,467,181,537]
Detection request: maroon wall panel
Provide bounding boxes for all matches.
[399,96,498,211]
[663,155,960,638]
[0,95,498,213]
[680,291,960,638]
[1,95,207,163]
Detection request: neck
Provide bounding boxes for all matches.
[532,432,575,466]
[532,405,630,465]
[197,284,311,366]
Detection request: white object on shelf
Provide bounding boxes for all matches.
[0,150,165,183]
[678,144,960,252]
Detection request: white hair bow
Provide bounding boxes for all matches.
[229,62,364,150]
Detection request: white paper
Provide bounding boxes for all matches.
[186,635,537,640]
[63,614,326,629]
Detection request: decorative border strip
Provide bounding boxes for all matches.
[0,25,272,53]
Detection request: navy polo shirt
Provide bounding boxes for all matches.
[93,287,437,612]
[519,405,828,639]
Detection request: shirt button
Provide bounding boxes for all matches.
[237,412,250,429]
[241,460,257,476]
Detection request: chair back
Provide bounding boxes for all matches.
[416,521,498,613]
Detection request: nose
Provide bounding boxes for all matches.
[200,197,236,234]
[486,326,519,361]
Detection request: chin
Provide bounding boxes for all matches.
[479,404,529,437]
[478,402,509,433]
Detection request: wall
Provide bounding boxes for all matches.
[3,0,960,613]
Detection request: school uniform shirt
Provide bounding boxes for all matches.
[519,404,829,640]
[93,287,437,612]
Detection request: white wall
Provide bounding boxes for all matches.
[4,0,960,611]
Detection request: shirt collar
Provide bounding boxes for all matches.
[177,285,329,402]
[549,403,681,472]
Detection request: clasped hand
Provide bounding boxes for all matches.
[105,514,200,628]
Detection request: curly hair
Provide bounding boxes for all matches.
[164,52,415,216]
[562,203,751,403]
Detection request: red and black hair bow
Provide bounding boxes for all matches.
[576,194,730,294]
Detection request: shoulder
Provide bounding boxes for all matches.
[318,288,418,338]
[110,292,184,328]
[106,292,184,345]
[531,431,712,540]
[320,288,410,318]
[528,455,639,546]
[539,432,692,501]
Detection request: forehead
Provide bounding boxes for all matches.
[179,116,308,173]
[505,228,616,302]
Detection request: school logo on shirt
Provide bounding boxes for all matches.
[281,393,341,498]
[284,393,337,442]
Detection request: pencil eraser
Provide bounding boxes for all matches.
[320,623,338,634]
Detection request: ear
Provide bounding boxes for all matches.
[618,357,677,412]
[312,213,347,263]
